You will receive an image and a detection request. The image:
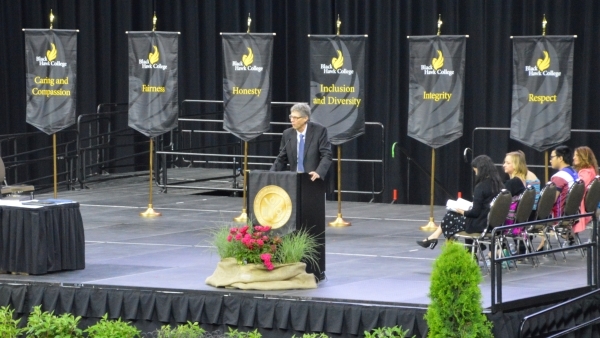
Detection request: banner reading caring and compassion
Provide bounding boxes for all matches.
[407,36,466,148]
[309,35,366,145]
[511,36,574,151]
[222,33,273,141]
[128,31,179,138]
[24,29,77,135]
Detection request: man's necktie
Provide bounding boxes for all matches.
[297,134,305,172]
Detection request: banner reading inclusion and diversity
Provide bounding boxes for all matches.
[309,35,366,145]
[24,29,77,135]
[511,36,574,151]
[128,31,179,138]
[222,33,273,142]
[407,36,466,148]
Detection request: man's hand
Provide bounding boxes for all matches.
[308,171,320,181]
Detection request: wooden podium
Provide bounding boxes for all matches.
[248,171,326,280]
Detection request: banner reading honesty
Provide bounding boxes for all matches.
[408,36,466,148]
[511,36,574,151]
[128,31,179,138]
[309,35,366,145]
[24,29,77,135]
[222,33,273,141]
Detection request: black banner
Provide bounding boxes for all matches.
[511,36,574,151]
[128,31,179,138]
[24,29,77,135]
[222,33,273,141]
[309,35,366,145]
[407,36,466,148]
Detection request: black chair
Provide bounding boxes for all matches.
[500,185,537,269]
[524,182,557,265]
[548,179,585,259]
[0,155,35,199]
[582,176,600,250]
[454,189,512,274]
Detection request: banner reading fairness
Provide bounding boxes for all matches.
[24,29,77,135]
[511,36,574,151]
[128,31,179,138]
[222,33,273,141]
[407,36,466,148]
[309,35,366,145]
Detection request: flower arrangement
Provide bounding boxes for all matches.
[213,224,319,271]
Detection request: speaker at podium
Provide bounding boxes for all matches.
[247,170,326,280]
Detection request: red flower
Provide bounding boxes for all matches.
[227,235,233,242]
[240,225,249,234]
[235,233,242,240]
[256,239,264,247]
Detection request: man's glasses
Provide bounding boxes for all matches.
[289,115,305,120]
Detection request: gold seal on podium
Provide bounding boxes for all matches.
[253,185,293,229]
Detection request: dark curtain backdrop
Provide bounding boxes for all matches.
[1,1,600,204]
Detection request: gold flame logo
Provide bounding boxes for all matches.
[537,51,550,71]
[46,43,57,61]
[332,50,344,70]
[149,46,160,64]
[242,47,254,66]
[432,50,444,70]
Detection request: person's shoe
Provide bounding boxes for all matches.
[416,238,438,249]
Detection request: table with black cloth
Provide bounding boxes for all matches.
[0,202,85,275]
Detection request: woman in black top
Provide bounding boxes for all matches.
[417,155,505,249]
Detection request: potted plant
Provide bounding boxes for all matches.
[424,242,493,337]
[206,224,320,290]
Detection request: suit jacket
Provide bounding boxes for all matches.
[271,121,332,179]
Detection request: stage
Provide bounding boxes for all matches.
[0,171,598,337]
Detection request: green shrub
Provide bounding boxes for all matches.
[225,327,262,338]
[156,321,206,337]
[364,325,412,337]
[424,242,493,338]
[292,333,329,338]
[24,305,83,338]
[84,314,140,338]
[0,305,24,338]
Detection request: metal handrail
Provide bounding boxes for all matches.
[76,106,150,188]
[0,130,78,190]
[518,288,600,338]
[489,212,598,313]
[157,117,385,197]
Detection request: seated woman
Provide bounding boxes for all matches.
[572,146,598,235]
[416,155,504,249]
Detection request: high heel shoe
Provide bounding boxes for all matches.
[416,238,438,249]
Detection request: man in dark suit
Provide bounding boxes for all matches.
[271,103,332,181]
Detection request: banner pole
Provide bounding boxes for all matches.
[140,138,161,217]
[234,141,249,223]
[420,148,438,231]
[329,145,350,227]
[53,134,57,198]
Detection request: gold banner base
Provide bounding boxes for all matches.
[233,209,248,224]
[140,205,162,217]
[328,214,351,227]
[420,218,438,231]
